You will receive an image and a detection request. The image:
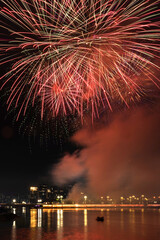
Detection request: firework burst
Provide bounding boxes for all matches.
[0,0,160,120]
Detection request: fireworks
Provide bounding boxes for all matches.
[0,0,160,120]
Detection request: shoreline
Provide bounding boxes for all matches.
[1,203,160,209]
[42,203,160,209]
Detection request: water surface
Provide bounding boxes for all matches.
[0,207,160,240]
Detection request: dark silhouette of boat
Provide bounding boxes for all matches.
[96,216,104,222]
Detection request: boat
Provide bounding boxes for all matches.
[96,216,104,221]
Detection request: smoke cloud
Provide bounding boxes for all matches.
[52,104,160,199]
[52,152,86,185]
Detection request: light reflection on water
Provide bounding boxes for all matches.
[13,208,16,214]
[57,209,63,240]
[84,209,88,240]
[0,208,159,240]
[22,207,26,214]
[11,220,16,240]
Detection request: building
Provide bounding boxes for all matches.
[29,186,39,203]
[29,184,72,203]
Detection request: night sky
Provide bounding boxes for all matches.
[1,99,160,197]
[0,104,77,194]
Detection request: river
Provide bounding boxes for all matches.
[0,207,160,240]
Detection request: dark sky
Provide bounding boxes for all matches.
[1,98,160,196]
[0,106,77,195]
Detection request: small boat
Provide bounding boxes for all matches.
[96,216,104,222]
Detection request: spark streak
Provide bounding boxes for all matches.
[0,0,160,120]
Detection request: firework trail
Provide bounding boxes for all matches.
[0,0,160,120]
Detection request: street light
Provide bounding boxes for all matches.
[84,195,87,204]
[57,195,63,203]
[60,195,63,203]
[120,196,124,204]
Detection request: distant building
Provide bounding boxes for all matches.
[0,193,5,203]
[38,184,49,203]
[29,186,39,203]
[29,184,72,203]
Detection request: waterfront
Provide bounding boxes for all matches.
[0,207,160,240]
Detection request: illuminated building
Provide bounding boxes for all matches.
[38,184,49,203]
[29,184,70,203]
[29,186,39,203]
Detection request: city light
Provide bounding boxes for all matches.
[3,184,159,206]
[30,187,38,192]
[57,195,63,203]
[84,196,87,204]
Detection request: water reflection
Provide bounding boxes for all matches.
[30,209,37,228]
[7,208,160,240]
[84,209,88,240]
[37,209,42,239]
[44,209,52,230]
[12,220,16,240]
[37,209,42,228]
[57,209,63,240]
[13,208,16,214]
[120,208,124,230]
[22,207,26,214]
[84,209,88,227]
[130,208,136,234]
[30,209,42,240]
